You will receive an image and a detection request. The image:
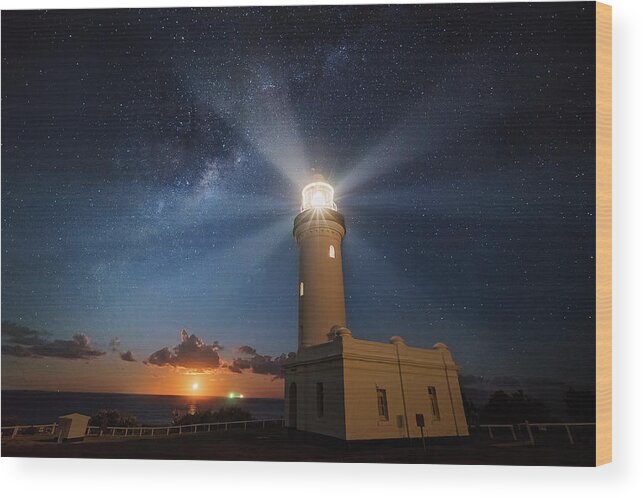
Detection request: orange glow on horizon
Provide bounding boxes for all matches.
[1,354,285,398]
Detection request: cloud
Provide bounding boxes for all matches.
[32,334,105,359]
[119,350,136,362]
[109,337,121,352]
[141,330,292,377]
[145,329,222,371]
[1,344,34,357]
[228,346,293,378]
[1,321,50,346]
[1,322,105,360]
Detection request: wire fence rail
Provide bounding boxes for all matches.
[474,421,596,445]
[2,419,593,445]
[1,418,285,440]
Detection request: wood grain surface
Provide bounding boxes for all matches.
[595,1,612,467]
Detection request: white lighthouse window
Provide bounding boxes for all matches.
[329,245,336,259]
[311,190,326,208]
[299,282,304,297]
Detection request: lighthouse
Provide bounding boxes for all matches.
[293,174,347,349]
[284,175,468,441]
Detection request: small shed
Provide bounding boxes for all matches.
[56,413,91,443]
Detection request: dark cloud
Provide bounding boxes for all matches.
[109,337,121,352]
[1,344,34,357]
[31,334,105,359]
[119,350,136,362]
[146,329,222,371]
[237,345,256,355]
[228,346,294,378]
[1,321,50,346]
[1,322,105,360]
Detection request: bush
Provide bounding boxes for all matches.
[480,390,550,424]
[172,407,253,426]
[90,409,139,429]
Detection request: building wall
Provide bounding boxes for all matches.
[342,339,468,440]
[342,354,410,440]
[284,342,347,439]
[57,414,90,441]
[285,336,469,441]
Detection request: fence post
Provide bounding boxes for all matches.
[525,421,535,445]
[565,425,574,445]
[140,427,143,436]
[179,425,182,435]
[488,426,493,439]
[167,427,170,436]
[510,425,517,441]
[11,427,18,439]
[112,428,116,436]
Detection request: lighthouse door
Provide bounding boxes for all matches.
[288,382,297,429]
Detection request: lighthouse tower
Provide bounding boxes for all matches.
[293,174,347,349]
[284,174,468,441]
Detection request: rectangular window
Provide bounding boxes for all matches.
[376,388,389,421]
[316,383,324,418]
[428,386,440,421]
[299,282,304,297]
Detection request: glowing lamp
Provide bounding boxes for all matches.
[301,175,337,212]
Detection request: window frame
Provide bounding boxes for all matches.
[428,386,441,421]
[376,388,389,421]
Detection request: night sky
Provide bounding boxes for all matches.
[1,3,596,396]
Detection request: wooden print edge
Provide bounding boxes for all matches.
[595,1,612,467]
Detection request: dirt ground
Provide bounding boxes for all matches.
[1,427,595,466]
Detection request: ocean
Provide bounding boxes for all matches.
[1,390,284,426]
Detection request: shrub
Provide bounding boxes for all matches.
[90,409,139,429]
[480,390,550,424]
[172,406,253,426]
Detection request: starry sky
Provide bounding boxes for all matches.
[1,3,596,397]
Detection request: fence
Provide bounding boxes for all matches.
[2,418,285,440]
[476,421,595,445]
[1,423,57,439]
[3,419,593,445]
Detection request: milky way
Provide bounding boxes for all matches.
[2,4,596,387]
